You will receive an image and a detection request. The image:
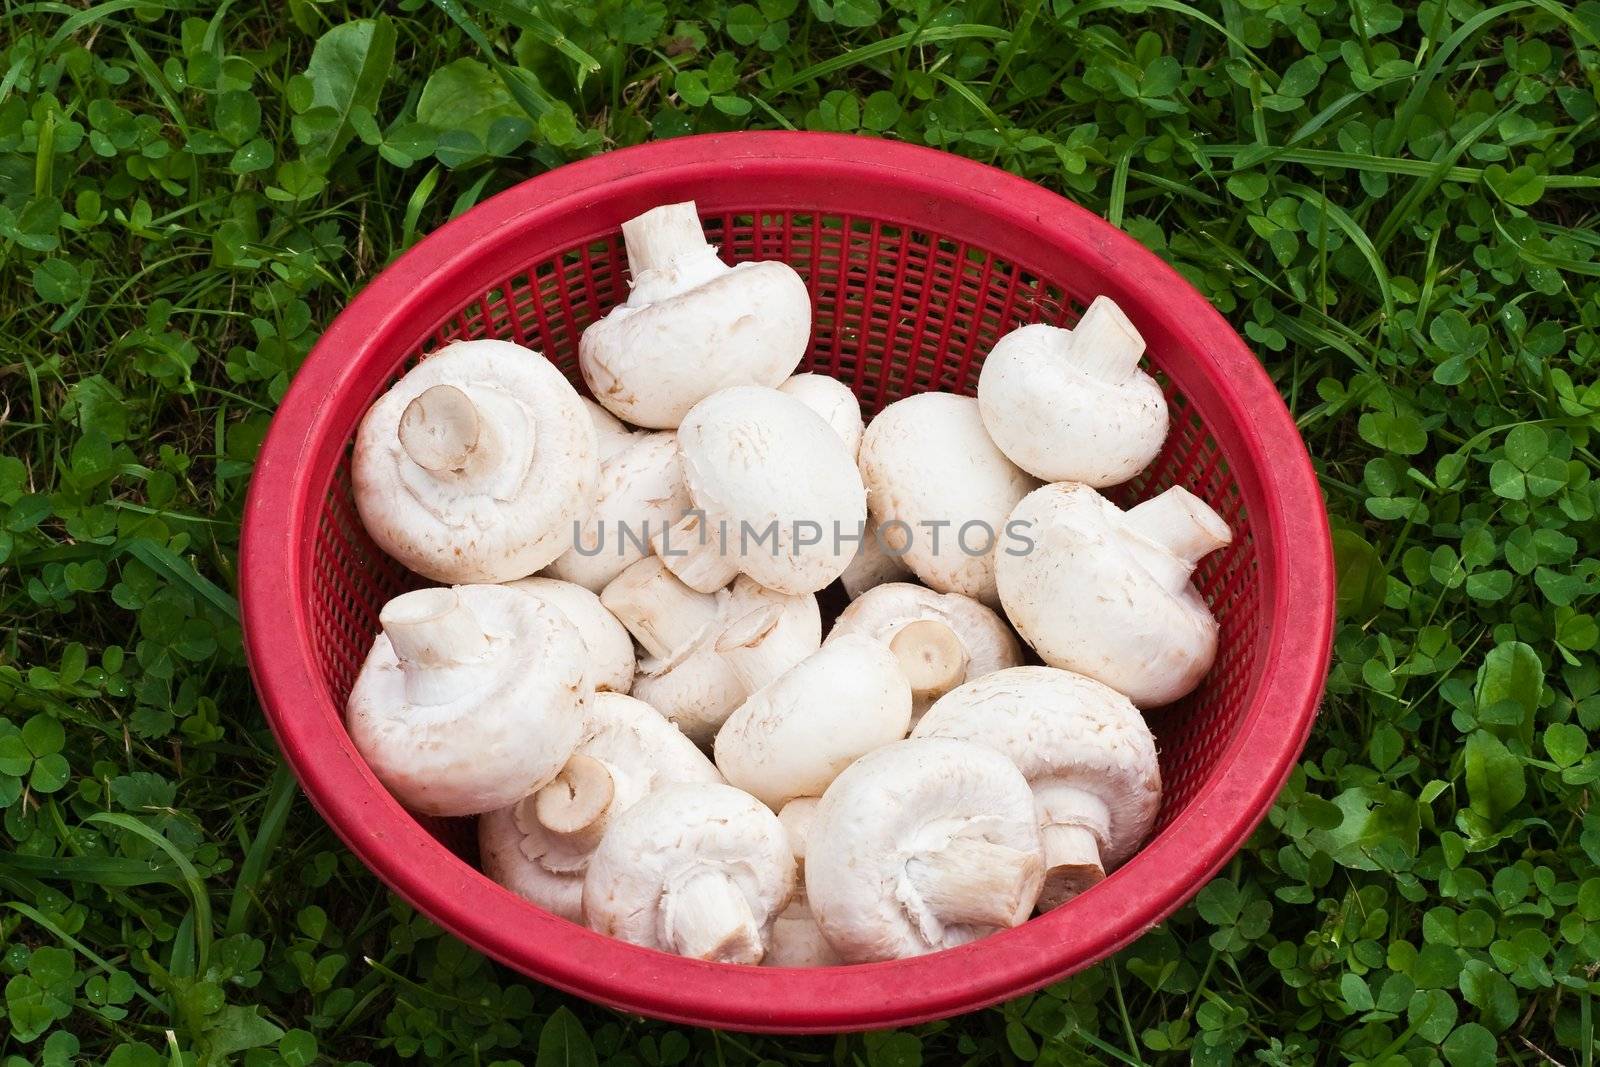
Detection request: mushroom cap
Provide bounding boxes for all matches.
[545,431,690,591]
[996,482,1225,706]
[582,781,795,958]
[805,737,1043,961]
[346,584,589,816]
[714,634,912,810]
[977,319,1168,486]
[913,666,1160,871]
[627,574,822,745]
[829,582,1022,713]
[580,261,810,429]
[352,340,599,584]
[582,396,640,462]
[479,693,721,922]
[778,373,864,456]
[503,577,635,693]
[677,386,867,594]
[858,393,1038,605]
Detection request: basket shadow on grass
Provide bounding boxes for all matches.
[310,211,1257,870]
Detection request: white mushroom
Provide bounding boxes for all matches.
[479,692,721,922]
[858,393,1038,605]
[714,633,912,811]
[778,373,864,456]
[997,483,1232,706]
[581,397,640,461]
[544,431,690,591]
[977,297,1168,486]
[583,782,795,964]
[602,557,820,744]
[503,576,635,693]
[765,797,842,968]
[805,738,1044,962]
[913,666,1161,910]
[654,386,866,595]
[580,202,811,429]
[828,582,1022,720]
[346,585,589,816]
[352,340,599,583]
[839,521,914,599]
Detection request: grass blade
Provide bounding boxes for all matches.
[770,26,1010,92]
[4,901,166,1010]
[224,762,298,938]
[0,850,190,888]
[124,537,240,622]
[457,0,599,85]
[429,0,555,119]
[89,812,214,977]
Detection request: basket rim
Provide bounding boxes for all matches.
[240,131,1333,1033]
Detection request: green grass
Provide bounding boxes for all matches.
[2,0,1599,1063]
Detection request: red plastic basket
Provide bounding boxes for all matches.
[240,132,1333,1033]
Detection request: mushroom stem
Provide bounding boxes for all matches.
[907,835,1043,930]
[716,606,804,693]
[381,588,493,668]
[652,511,740,593]
[601,558,722,661]
[622,202,713,277]
[888,620,970,701]
[380,588,498,706]
[1122,487,1233,591]
[399,384,482,472]
[397,384,533,493]
[664,869,765,964]
[1034,781,1114,909]
[1067,295,1146,383]
[533,755,616,853]
[1038,824,1106,909]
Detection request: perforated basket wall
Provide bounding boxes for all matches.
[243,133,1332,1033]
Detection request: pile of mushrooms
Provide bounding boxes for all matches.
[345,202,1234,966]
